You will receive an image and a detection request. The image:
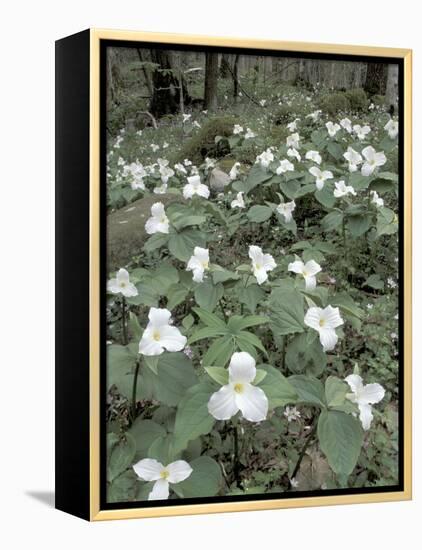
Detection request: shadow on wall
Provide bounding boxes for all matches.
[25,491,55,508]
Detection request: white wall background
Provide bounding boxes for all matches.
[0,1,419,548]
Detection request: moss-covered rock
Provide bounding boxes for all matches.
[345,88,368,111]
[171,115,236,165]
[107,193,180,271]
[318,92,351,116]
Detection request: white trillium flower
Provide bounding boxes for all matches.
[326,121,340,137]
[204,157,216,170]
[353,124,371,140]
[233,124,244,135]
[288,259,321,290]
[259,99,266,107]
[107,268,138,298]
[345,374,385,430]
[276,159,294,174]
[183,175,210,199]
[229,162,241,181]
[249,245,276,285]
[287,119,299,132]
[193,120,201,128]
[186,247,209,283]
[343,147,363,172]
[145,202,169,235]
[371,190,384,207]
[133,458,192,500]
[182,113,192,123]
[184,159,192,166]
[256,148,274,168]
[174,162,187,175]
[304,305,344,352]
[151,144,160,152]
[309,166,334,190]
[138,308,187,356]
[207,352,269,422]
[340,118,353,133]
[244,128,256,139]
[306,110,321,122]
[333,180,357,198]
[231,191,245,209]
[286,133,300,149]
[287,148,301,162]
[153,183,168,194]
[305,150,322,164]
[361,146,387,176]
[277,200,296,223]
[384,119,398,139]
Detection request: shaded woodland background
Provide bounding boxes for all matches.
[106,47,399,135]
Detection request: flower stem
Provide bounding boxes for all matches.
[121,296,128,345]
[219,299,228,322]
[131,360,140,422]
[342,216,348,280]
[290,418,318,485]
[233,422,242,488]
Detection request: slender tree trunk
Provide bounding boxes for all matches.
[385,64,399,114]
[364,62,388,95]
[220,53,231,78]
[136,49,153,96]
[204,52,219,111]
[233,55,240,99]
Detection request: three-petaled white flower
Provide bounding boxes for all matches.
[345,374,385,430]
[183,175,210,199]
[287,119,299,132]
[343,147,363,172]
[182,114,192,123]
[145,202,169,234]
[326,121,340,137]
[287,148,301,162]
[371,190,384,207]
[304,306,344,352]
[284,406,301,422]
[286,133,300,149]
[277,200,296,223]
[256,148,274,168]
[207,352,269,422]
[133,458,192,500]
[231,191,245,209]
[361,146,387,176]
[353,124,371,140]
[384,119,398,139]
[245,128,256,139]
[333,180,357,198]
[309,166,334,190]
[229,162,241,181]
[249,245,276,284]
[233,124,243,135]
[288,259,321,290]
[138,308,187,356]
[157,158,174,184]
[305,150,322,165]
[123,161,147,190]
[107,268,138,298]
[340,118,353,133]
[186,247,209,283]
[276,159,294,174]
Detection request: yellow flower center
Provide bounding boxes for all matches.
[201,260,209,269]
[152,330,161,341]
[319,319,325,327]
[302,270,308,277]
[255,263,262,270]
[120,281,127,287]
[160,469,169,479]
[234,383,244,394]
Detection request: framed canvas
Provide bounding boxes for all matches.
[55,29,412,521]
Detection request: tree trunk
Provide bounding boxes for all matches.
[220,53,231,78]
[137,49,153,96]
[385,64,399,114]
[149,50,191,118]
[364,62,388,95]
[233,55,240,99]
[204,52,219,111]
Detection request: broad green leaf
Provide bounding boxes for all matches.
[325,376,349,408]
[128,312,142,341]
[174,456,222,498]
[257,364,297,409]
[173,382,216,452]
[188,326,227,345]
[166,283,189,310]
[168,228,206,261]
[227,315,269,333]
[204,366,229,385]
[108,470,138,503]
[317,410,363,475]
[322,210,343,231]
[202,336,236,367]
[108,433,136,482]
[236,330,267,355]
[247,205,273,223]
[327,141,343,160]
[129,419,166,456]
[237,284,266,314]
[280,180,300,199]
[376,207,398,236]
[143,355,159,375]
[194,280,224,311]
[269,287,305,336]
[347,213,372,237]
[192,307,226,329]
[211,268,240,284]
[364,274,384,290]
[143,232,169,253]
[315,186,335,208]
[253,369,267,385]
[289,375,326,408]
[243,164,273,193]
[285,333,327,376]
